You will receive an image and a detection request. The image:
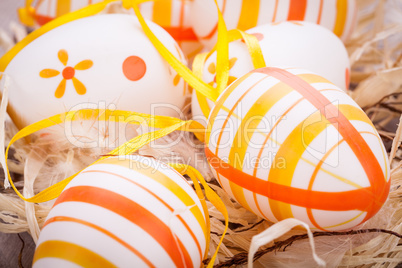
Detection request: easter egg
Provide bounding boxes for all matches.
[33,155,208,267]
[20,0,202,58]
[23,0,104,26]
[205,67,390,231]
[190,0,357,48]
[192,21,351,125]
[139,0,204,58]
[1,14,187,129]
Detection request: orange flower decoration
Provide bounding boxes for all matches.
[207,57,238,87]
[40,49,93,98]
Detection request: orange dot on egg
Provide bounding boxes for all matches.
[252,33,264,41]
[345,68,350,90]
[62,67,75,80]
[122,56,147,81]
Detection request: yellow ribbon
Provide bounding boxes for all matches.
[4,109,204,203]
[18,0,36,27]
[123,0,228,101]
[169,164,229,268]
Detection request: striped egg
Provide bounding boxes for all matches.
[139,0,203,58]
[205,67,390,231]
[22,0,202,58]
[22,0,104,25]
[192,21,351,125]
[33,155,208,267]
[190,0,357,48]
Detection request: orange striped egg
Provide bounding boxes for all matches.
[205,67,390,231]
[191,0,357,48]
[33,155,208,267]
[192,21,351,126]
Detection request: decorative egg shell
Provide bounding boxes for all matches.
[192,21,351,125]
[27,0,104,25]
[190,0,357,48]
[25,0,202,58]
[205,67,390,231]
[33,155,208,267]
[3,14,187,129]
[139,0,203,58]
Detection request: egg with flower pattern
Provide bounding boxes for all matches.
[1,14,187,129]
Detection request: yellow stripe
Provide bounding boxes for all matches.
[297,73,333,85]
[152,0,172,27]
[206,73,251,143]
[56,0,71,17]
[237,0,260,30]
[269,110,329,221]
[99,158,208,244]
[320,211,365,229]
[228,81,293,212]
[196,91,212,119]
[333,0,347,37]
[33,240,116,267]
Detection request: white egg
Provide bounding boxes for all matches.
[2,14,187,129]
[190,0,357,48]
[192,21,351,125]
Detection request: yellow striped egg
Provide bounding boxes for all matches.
[23,0,202,58]
[205,67,390,231]
[191,0,357,48]
[192,21,350,126]
[23,0,104,25]
[2,14,187,129]
[33,155,208,267]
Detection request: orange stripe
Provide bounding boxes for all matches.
[306,139,346,231]
[333,0,347,37]
[205,147,390,212]
[43,216,155,267]
[287,0,307,20]
[228,80,292,212]
[179,0,185,30]
[56,0,71,17]
[199,0,227,40]
[54,186,193,268]
[33,240,116,267]
[237,0,260,30]
[98,157,208,247]
[317,0,324,24]
[34,14,54,26]
[82,169,203,261]
[162,27,198,41]
[272,0,279,21]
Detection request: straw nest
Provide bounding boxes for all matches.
[0,0,401,267]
